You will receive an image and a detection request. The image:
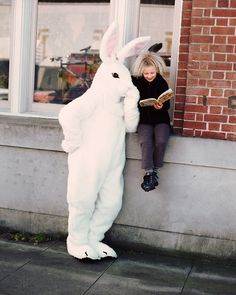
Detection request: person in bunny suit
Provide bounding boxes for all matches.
[59,22,150,260]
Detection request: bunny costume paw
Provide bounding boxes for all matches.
[67,243,100,260]
[90,242,117,259]
[59,22,150,260]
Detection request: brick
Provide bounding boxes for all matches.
[183,0,192,10]
[173,119,184,128]
[181,19,191,27]
[223,108,236,115]
[175,103,185,111]
[186,87,209,96]
[193,0,217,8]
[228,36,236,44]
[191,27,203,35]
[231,0,236,8]
[183,121,207,129]
[196,113,204,120]
[207,97,228,105]
[192,9,204,17]
[218,0,229,7]
[190,35,214,43]
[210,106,222,114]
[188,53,213,61]
[226,133,236,141]
[188,70,211,79]
[216,18,228,26]
[212,9,236,17]
[209,45,234,53]
[201,131,226,139]
[179,53,189,61]
[179,45,189,53]
[207,80,231,88]
[211,89,224,96]
[181,27,191,36]
[229,116,236,123]
[227,54,236,62]
[176,87,187,95]
[177,78,187,87]
[226,72,236,80]
[199,63,208,70]
[211,27,235,35]
[178,61,188,70]
[204,114,228,122]
[188,62,200,70]
[186,96,197,103]
[180,36,190,44]
[174,112,184,119]
[190,44,209,52]
[184,113,196,120]
[178,70,188,78]
[214,36,227,44]
[187,79,199,86]
[229,19,236,25]
[224,90,236,97]
[203,9,211,17]
[212,71,225,79]
[221,124,236,132]
[199,79,207,86]
[185,104,208,112]
[174,95,186,103]
[202,27,211,35]
[213,53,226,62]
[191,18,215,26]
[208,62,232,71]
[208,122,221,131]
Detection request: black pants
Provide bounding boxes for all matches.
[137,123,170,170]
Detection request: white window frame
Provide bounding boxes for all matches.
[0,0,182,119]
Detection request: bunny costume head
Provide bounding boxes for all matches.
[59,22,150,260]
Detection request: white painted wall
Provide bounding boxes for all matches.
[0,116,235,258]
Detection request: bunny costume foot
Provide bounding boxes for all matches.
[90,242,117,258]
[67,242,100,260]
[59,22,150,260]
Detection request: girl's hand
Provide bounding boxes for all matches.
[153,101,163,110]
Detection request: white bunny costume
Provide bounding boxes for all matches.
[59,22,150,260]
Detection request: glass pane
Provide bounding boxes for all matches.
[34,1,110,105]
[139,0,175,80]
[0,0,11,102]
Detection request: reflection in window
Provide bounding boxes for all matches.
[34,1,110,105]
[0,0,11,102]
[139,0,175,79]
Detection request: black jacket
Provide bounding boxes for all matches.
[132,74,170,126]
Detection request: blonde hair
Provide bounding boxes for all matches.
[131,51,167,77]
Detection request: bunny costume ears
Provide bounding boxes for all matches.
[99,22,151,63]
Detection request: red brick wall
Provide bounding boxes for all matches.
[173,0,236,141]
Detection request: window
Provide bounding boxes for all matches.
[0,0,181,118]
[34,1,110,107]
[0,0,11,108]
[139,0,175,79]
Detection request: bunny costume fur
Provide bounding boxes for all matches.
[59,22,150,260]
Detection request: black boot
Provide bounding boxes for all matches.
[141,172,158,192]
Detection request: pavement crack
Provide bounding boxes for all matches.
[82,256,120,294]
[180,263,194,294]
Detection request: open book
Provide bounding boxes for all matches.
[139,88,174,107]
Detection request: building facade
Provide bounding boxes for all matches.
[0,0,235,258]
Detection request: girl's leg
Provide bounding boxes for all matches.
[137,124,158,191]
[137,124,154,170]
[153,123,170,168]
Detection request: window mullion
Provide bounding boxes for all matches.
[110,0,140,48]
[9,0,37,114]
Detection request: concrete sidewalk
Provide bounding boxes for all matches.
[0,238,236,295]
